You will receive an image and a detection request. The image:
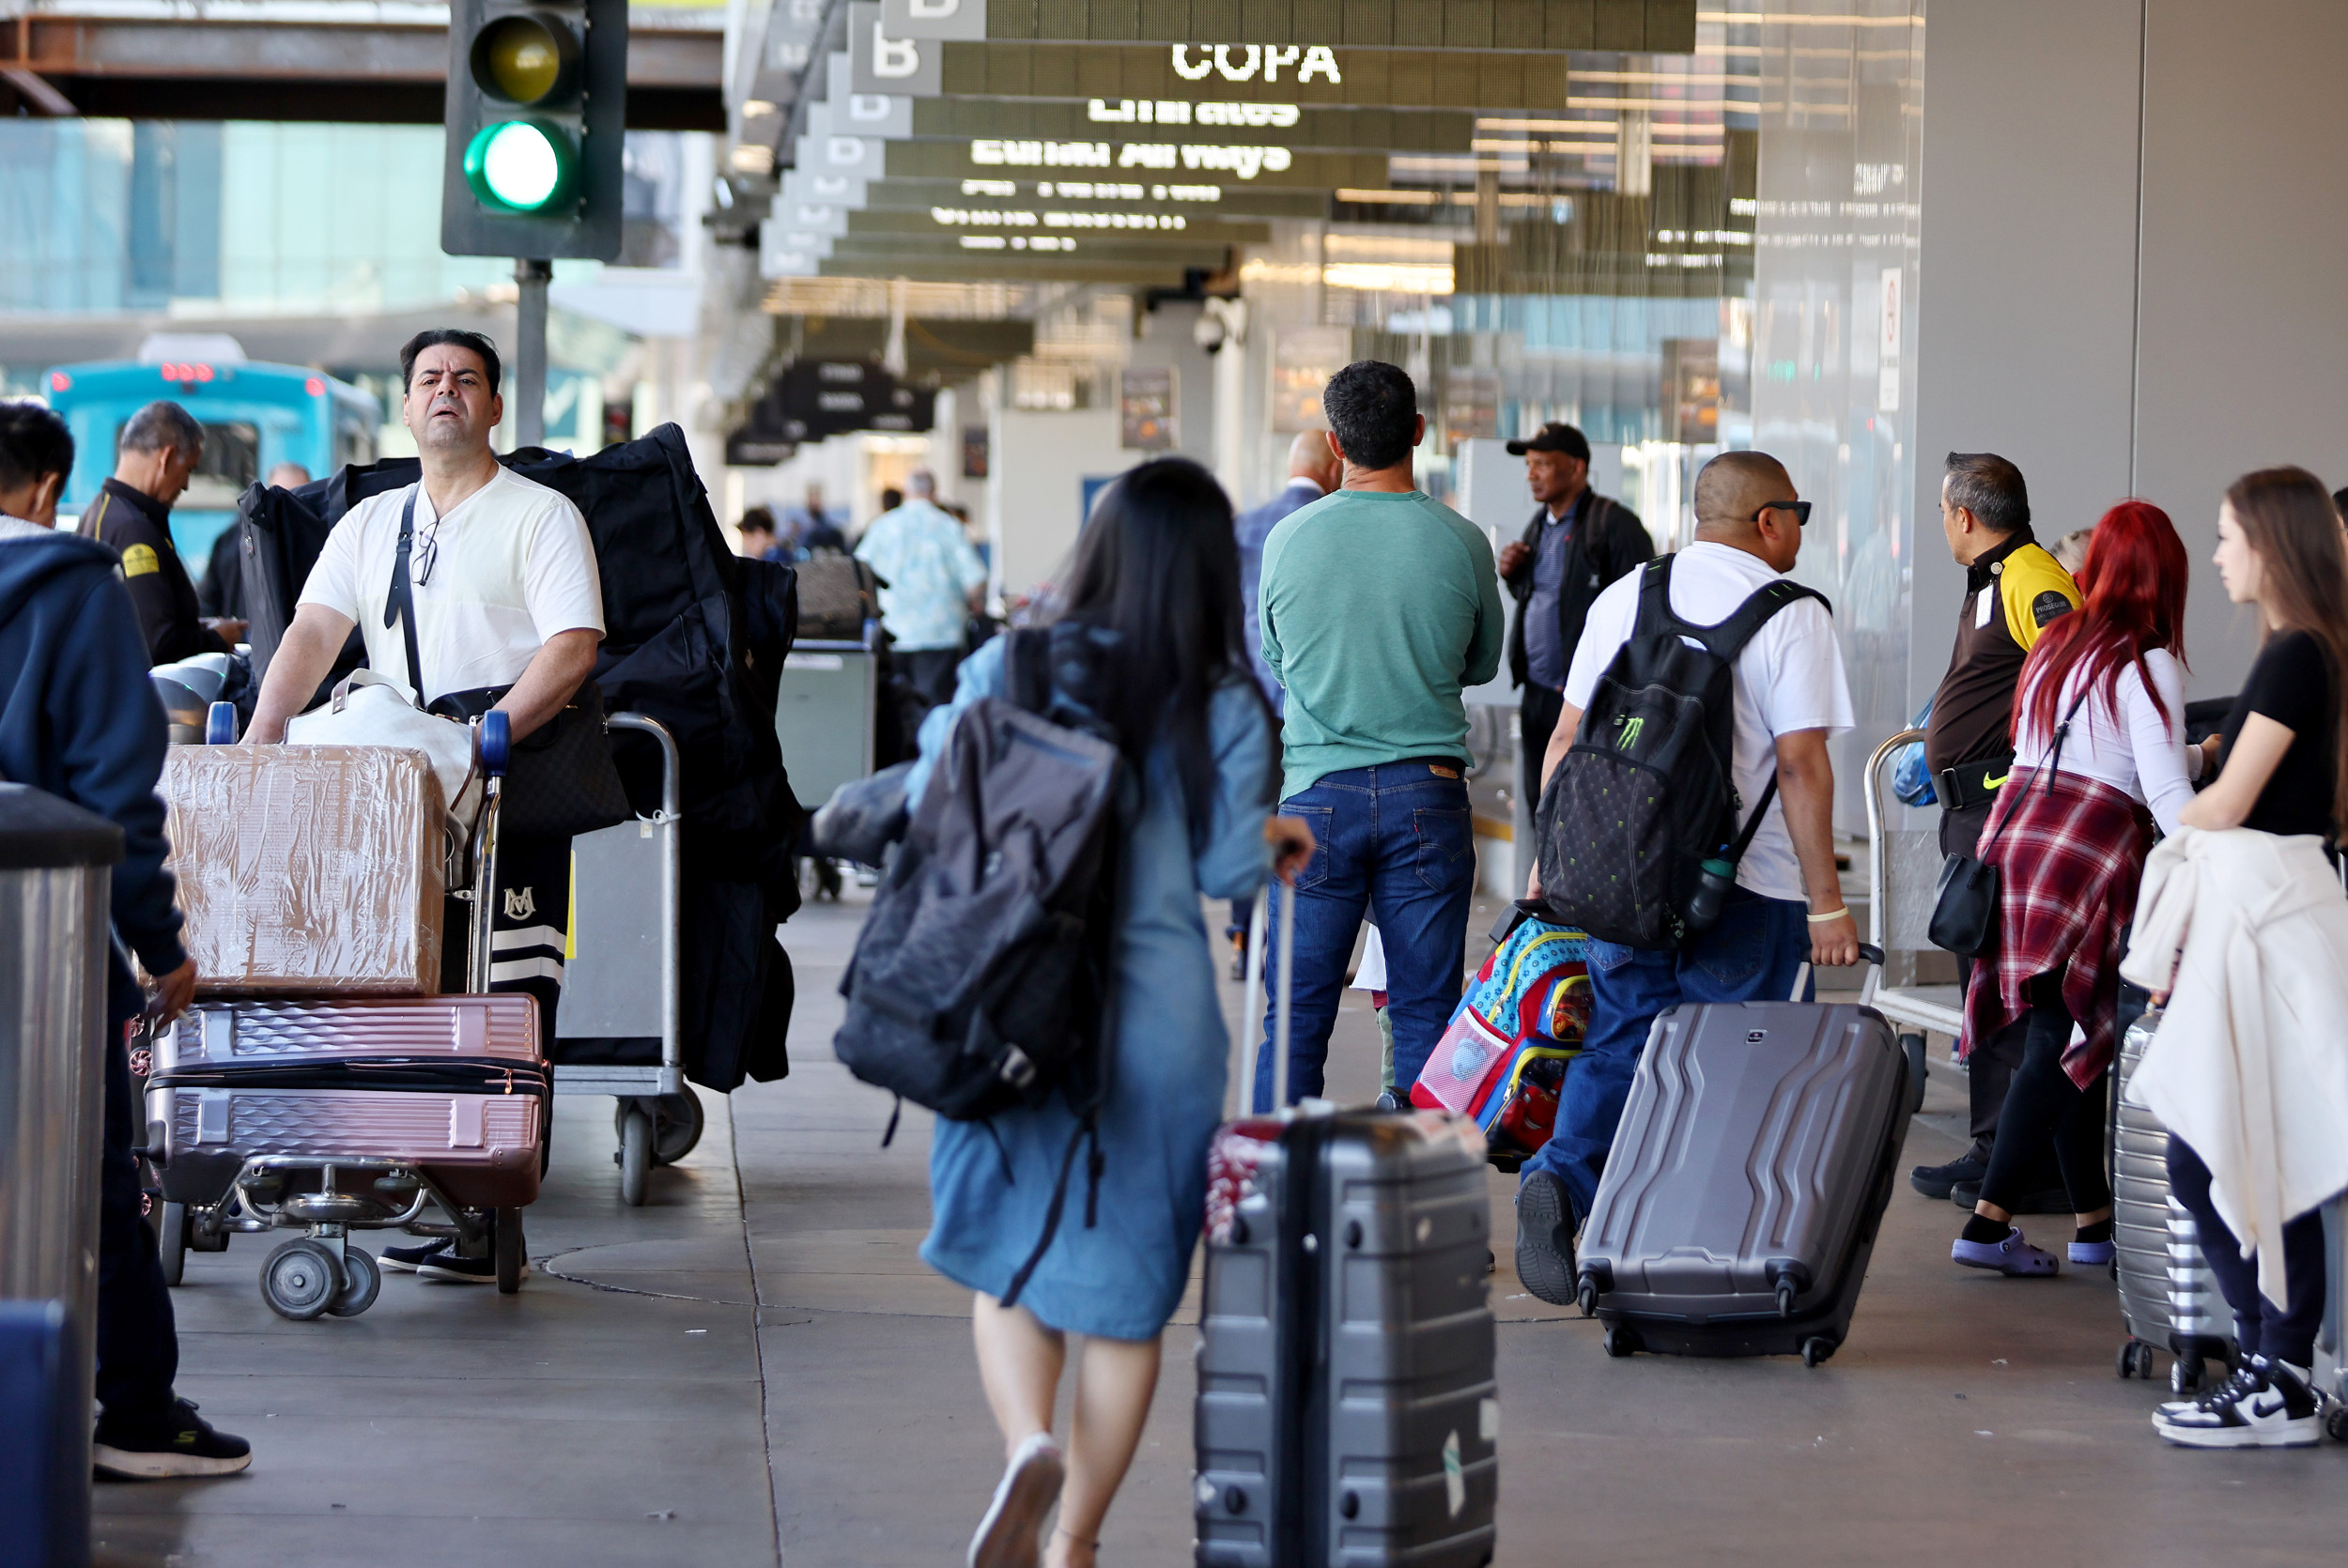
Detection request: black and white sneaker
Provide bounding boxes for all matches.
[2155,1357,2321,1448]
[93,1398,253,1480]
[379,1239,452,1273]
[416,1250,527,1284]
[1514,1170,1578,1307]
[2155,1362,2256,1422]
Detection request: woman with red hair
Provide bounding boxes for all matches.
[1953,500,2201,1276]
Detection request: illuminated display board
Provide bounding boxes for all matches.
[907,98,1476,151]
[876,0,1695,53]
[883,138,1389,186]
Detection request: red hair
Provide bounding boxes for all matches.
[2016,500,2189,745]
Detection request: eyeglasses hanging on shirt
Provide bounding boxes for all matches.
[414,514,443,587]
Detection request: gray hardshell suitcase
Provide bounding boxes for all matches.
[1194,884,1496,1567]
[1196,1111,1497,1568]
[1573,975,1908,1364]
[2110,1009,2235,1394]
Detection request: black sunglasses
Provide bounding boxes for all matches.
[1752,500,1812,528]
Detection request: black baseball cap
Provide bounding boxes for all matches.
[1506,422,1591,461]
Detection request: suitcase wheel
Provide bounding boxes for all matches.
[1800,1336,1836,1369]
[260,1238,344,1321]
[1602,1324,1641,1359]
[2117,1339,2158,1380]
[2326,1405,2348,1444]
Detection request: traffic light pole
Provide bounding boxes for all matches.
[514,257,551,448]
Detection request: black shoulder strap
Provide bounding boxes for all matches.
[1657,570,1832,664]
[1005,626,1052,714]
[384,488,425,701]
[1631,555,1676,635]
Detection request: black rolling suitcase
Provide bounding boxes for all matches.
[1573,947,1908,1366]
[1194,887,1498,1568]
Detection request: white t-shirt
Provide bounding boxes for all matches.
[2014,648,2196,836]
[300,466,605,702]
[1564,541,1854,903]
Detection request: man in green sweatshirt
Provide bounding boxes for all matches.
[1253,360,1504,1110]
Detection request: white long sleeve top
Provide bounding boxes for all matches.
[2012,648,2199,835]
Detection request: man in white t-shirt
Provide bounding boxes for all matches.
[1512,450,1858,1305]
[249,329,605,1284]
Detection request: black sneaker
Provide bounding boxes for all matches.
[379,1239,452,1272]
[2155,1357,2321,1448]
[1909,1151,1986,1200]
[1951,1179,2072,1214]
[1514,1170,1578,1307]
[416,1250,527,1284]
[93,1398,253,1480]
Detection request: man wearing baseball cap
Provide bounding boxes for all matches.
[1496,423,1654,822]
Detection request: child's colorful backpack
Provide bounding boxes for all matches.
[1409,915,1590,1168]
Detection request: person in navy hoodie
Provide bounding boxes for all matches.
[0,401,251,1479]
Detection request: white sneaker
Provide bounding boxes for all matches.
[2155,1357,2321,1448]
[967,1431,1065,1568]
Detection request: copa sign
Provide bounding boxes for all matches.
[854,0,1347,99]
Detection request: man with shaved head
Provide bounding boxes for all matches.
[1512,449,1858,1303]
[1236,430,1344,711]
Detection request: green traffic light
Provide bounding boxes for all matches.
[463,119,575,212]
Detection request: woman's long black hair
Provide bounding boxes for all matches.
[1054,456,1277,836]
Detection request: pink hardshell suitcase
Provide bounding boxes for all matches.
[147,994,545,1213]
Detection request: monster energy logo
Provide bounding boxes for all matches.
[1616,715,1644,751]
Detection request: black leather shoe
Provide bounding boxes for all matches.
[1951,1179,2073,1214]
[1910,1152,1987,1200]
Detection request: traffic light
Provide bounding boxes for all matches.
[440,0,626,260]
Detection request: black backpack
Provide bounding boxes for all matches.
[1535,557,1829,949]
[833,626,1126,1302]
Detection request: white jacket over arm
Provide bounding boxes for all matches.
[2121,826,2348,1302]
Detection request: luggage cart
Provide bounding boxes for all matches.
[148,705,533,1314]
[550,712,696,1207]
[1862,728,1957,1114]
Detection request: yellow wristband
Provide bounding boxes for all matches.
[1806,906,1850,924]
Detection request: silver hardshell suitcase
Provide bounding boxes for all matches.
[1573,952,1908,1365]
[2110,1009,2236,1394]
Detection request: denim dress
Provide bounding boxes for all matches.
[907,634,1275,1340]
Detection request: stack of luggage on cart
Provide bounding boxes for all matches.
[136,424,805,1316]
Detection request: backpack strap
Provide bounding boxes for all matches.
[1005,625,1053,715]
[383,488,426,702]
[1637,555,1832,664]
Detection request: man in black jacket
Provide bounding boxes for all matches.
[0,401,251,1478]
[75,399,243,664]
[1496,423,1652,819]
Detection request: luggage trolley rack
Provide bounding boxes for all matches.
[550,712,696,1207]
[1862,727,1957,1112]
[143,708,534,1316]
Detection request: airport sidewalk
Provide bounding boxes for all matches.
[98,886,2348,1567]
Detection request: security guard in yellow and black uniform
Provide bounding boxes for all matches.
[1913,452,2081,1207]
[75,399,240,666]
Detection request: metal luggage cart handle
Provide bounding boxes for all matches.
[605,712,683,1085]
[1862,727,1926,963]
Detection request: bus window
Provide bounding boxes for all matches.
[335,414,375,469]
[118,419,259,511]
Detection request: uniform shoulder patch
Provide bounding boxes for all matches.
[2031,590,2072,627]
[120,543,161,577]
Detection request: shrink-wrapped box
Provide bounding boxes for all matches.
[161,746,446,995]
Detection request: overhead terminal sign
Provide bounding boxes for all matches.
[907,99,1477,153]
[876,0,1696,53]
[886,139,1387,187]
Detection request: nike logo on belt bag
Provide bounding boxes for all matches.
[1983,772,2009,790]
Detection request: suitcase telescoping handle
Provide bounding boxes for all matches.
[1791,943,1886,1006]
[1234,877,1297,1117]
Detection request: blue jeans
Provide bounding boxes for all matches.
[1254,762,1475,1111]
[1520,887,1811,1214]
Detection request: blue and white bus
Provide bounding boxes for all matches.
[42,349,380,586]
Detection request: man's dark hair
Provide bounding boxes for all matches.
[880,486,904,512]
[400,329,503,397]
[119,400,204,457]
[1321,360,1419,472]
[739,506,777,539]
[0,400,75,492]
[1945,452,2030,534]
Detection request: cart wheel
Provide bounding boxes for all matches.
[652,1093,703,1166]
[189,1209,231,1253]
[259,1238,343,1321]
[619,1106,651,1207]
[494,1208,526,1294]
[1801,1336,1835,1369]
[158,1202,189,1287]
[1602,1324,1640,1359]
[328,1247,381,1317]
[1898,1033,1927,1117]
[2325,1403,2348,1444]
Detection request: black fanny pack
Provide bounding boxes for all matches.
[1935,752,2015,815]
[387,489,631,841]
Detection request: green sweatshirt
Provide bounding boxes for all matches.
[1259,487,1505,800]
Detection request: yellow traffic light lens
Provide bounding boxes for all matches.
[471,13,576,104]
[464,120,574,212]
